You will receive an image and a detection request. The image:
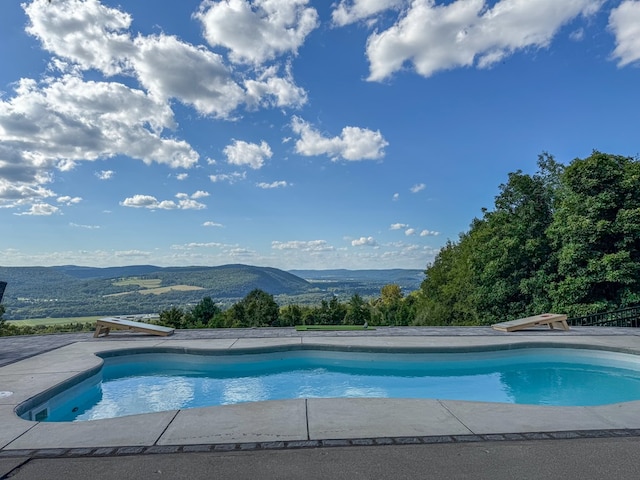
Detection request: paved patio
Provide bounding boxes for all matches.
[2,326,640,465]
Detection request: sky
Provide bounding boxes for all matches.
[0,0,639,270]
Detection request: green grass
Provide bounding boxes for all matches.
[7,316,101,327]
[295,325,375,331]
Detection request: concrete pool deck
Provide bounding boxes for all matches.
[2,326,640,458]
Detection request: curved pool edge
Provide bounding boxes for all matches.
[3,333,640,451]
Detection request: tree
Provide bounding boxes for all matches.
[380,284,403,305]
[398,292,419,326]
[416,234,481,325]
[278,304,303,326]
[188,296,221,327]
[416,153,562,325]
[223,302,246,328]
[327,296,347,324]
[158,306,185,329]
[547,151,640,315]
[344,293,370,325]
[417,151,640,324]
[237,289,280,327]
[375,284,404,325]
[469,153,561,322]
[305,299,336,325]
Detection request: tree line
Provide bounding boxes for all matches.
[416,151,640,325]
[0,284,416,335]
[157,284,417,329]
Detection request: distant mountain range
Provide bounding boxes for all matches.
[0,264,424,320]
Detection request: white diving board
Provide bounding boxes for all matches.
[93,317,174,338]
[492,313,569,332]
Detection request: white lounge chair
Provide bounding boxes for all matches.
[491,313,569,332]
[93,317,174,337]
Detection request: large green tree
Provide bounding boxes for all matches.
[344,293,371,325]
[418,154,560,325]
[468,153,561,322]
[301,297,346,325]
[547,151,640,315]
[417,151,640,325]
[416,236,478,325]
[376,284,405,325]
[158,306,185,329]
[223,302,246,328]
[237,289,280,327]
[278,304,303,326]
[187,296,221,327]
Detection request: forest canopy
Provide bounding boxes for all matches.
[417,151,640,325]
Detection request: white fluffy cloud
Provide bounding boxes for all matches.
[390,222,439,237]
[14,203,60,216]
[0,75,199,206]
[609,1,640,67]
[120,192,207,210]
[291,116,388,161]
[224,140,273,169]
[191,190,210,199]
[272,240,335,252]
[0,182,55,204]
[23,0,134,75]
[257,181,289,189]
[0,77,188,168]
[410,183,426,193]
[57,196,82,205]
[352,236,378,246]
[209,172,247,183]
[96,170,115,180]
[23,0,248,118]
[332,0,404,26]
[203,221,224,227]
[2,0,312,208]
[366,0,603,81]
[132,34,246,118]
[195,0,319,65]
[244,64,308,109]
[390,223,408,230]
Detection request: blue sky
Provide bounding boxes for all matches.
[1,0,639,270]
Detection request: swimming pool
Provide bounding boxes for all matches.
[19,345,640,422]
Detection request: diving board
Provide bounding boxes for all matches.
[491,313,569,332]
[93,317,174,338]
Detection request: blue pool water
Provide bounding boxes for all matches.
[29,347,640,422]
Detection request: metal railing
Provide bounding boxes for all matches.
[567,304,640,327]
